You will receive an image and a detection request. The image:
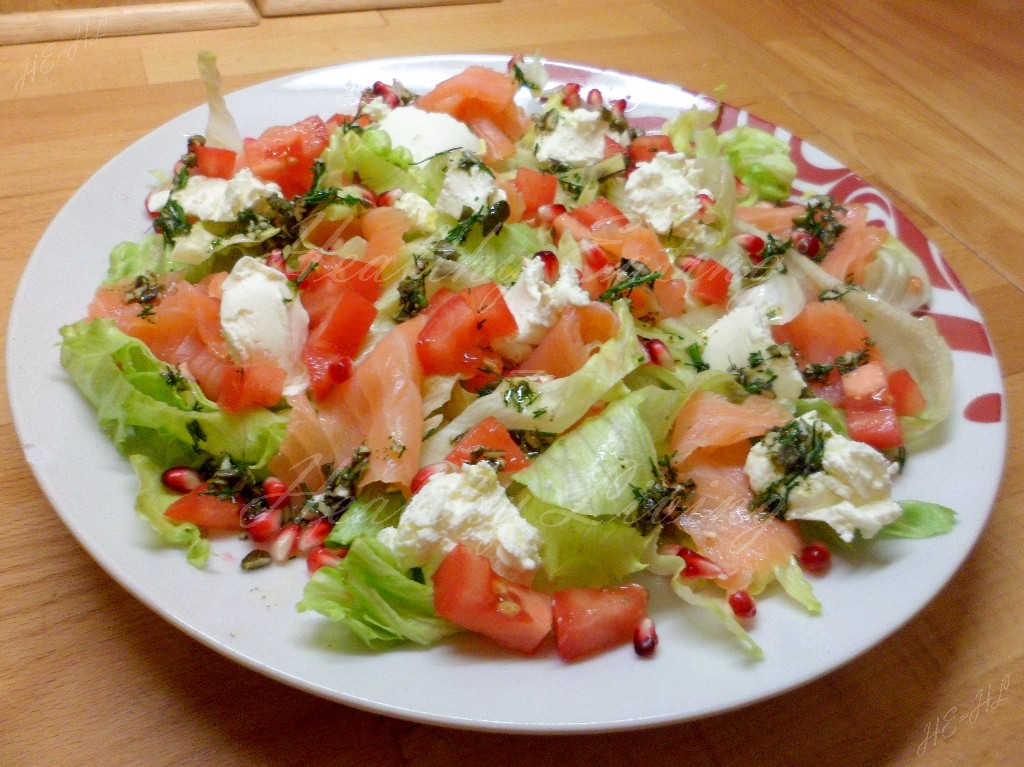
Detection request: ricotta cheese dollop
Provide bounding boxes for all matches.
[536,108,618,167]
[744,412,903,542]
[376,105,484,164]
[377,462,542,583]
[623,151,709,236]
[702,303,805,401]
[434,162,506,220]
[152,168,283,223]
[502,255,591,347]
[219,256,310,395]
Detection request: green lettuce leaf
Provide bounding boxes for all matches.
[456,221,546,286]
[129,454,210,567]
[105,235,169,283]
[879,500,956,539]
[670,578,764,659]
[297,535,460,648]
[792,397,848,437]
[772,556,822,614]
[517,492,655,590]
[325,488,406,547]
[60,318,287,471]
[718,126,796,203]
[319,128,445,198]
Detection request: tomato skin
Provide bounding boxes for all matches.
[445,416,531,473]
[552,584,649,662]
[239,115,329,197]
[689,259,733,305]
[417,283,517,377]
[165,482,244,530]
[514,167,558,217]
[302,290,377,399]
[845,406,904,450]
[432,544,552,654]
[888,368,926,416]
[193,145,237,179]
[569,197,628,230]
[628,134,674,165]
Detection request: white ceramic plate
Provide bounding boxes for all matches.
[7,55,1007,733]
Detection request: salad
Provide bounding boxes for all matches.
[60,54,957,663]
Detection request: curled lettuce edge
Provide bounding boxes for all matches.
[130,454,210,568]
[197,51,242,153]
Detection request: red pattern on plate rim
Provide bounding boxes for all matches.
[964,393,1003,424]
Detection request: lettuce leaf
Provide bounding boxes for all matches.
[105,235,169,284]
[60,318,287,471]
[772,556,822,614]
[319,128,445,198]
[879,500,956,539]
[297,535,460,648]
[456,221,546,286]
[670,578,764,659]
[420,301,647,463]
[129,454,210,567]
[197,51,241,152]
[861,236,933,313]
[517,492,655,590]
[325,488,406,547]
[718,126,796,203]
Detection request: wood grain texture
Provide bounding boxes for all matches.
[0,0,259,46]
[1,1,1022,765]
[255,0,492,16]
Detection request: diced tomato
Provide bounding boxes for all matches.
[217,364,286,412]
[841,362,889,403]
[513,167,558,217]
[305,290,378,360]
[238,115,330,197]
[888,368,926,416]
[462,282,518,340]
[298,252,384,306]
[552,584,649,662]
[417,283,517,377]
[445,416,531,473]
[165,482,244,531]
[689,259,733,306]
[193,145,237,180]
[604,135,627,158]
[432,544,552,654]
[628,134,674,165]
[845,406,904,450]
[569,197,628,230]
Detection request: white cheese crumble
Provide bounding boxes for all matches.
[623,152,709,236]
[392,191,437,234]
[376,105,484,164]
[219,256,310,395]
[535,108,617,167]
[502,255,591,346]
[151,169,283,223]
[377,462,542,582]
[435,163,506,220]
[744,413,903,542]
[702,304,805,400]
[361,95,393,122]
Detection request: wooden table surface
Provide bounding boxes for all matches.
[1,1,1021,764]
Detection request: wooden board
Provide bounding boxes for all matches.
[0,0,259,45]
[254,0,491,15]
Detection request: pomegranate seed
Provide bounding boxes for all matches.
[633,617,658,657]
[696,193,716,222]
[410,462,456,494]
[609,98,627,119]
[353,184,377,207]
[372,80,400,109]
[535,250,559,283]
[679,255,703,273]
[243,507,282,544]
[562,82,582,109]
[580,239,610,272]
[586,88,604,109]
[269,524,300,563]
[735,233,765,258]
[535,203,567,228]
[261,476,289,510]
[265,249,287,272]
[307,545,348,575]
[328,357,353,385]
[678,547,727,579]
[377,188,403,207]
[792,231,821,259]
[643,338,674,369]
[161,466,201,494]
[799,542,832,575]
[728,590,757,619]
[297,518,333,554]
